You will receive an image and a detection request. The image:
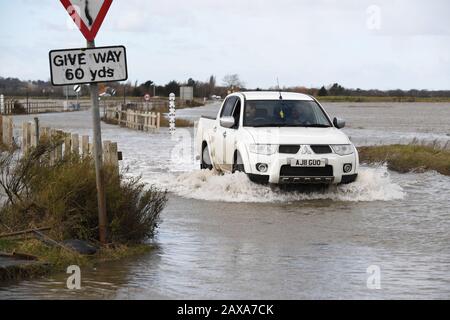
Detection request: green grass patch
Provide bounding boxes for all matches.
[358,144,450,175]
[159,117,194,127]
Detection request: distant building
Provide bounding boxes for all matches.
[180,86,194,101]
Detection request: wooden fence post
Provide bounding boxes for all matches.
[21,121,33,151]
[0,116,2,143]
[40,127,49,142]
[71,133,79,156]
[26,122,32,149]
[81,135,89,158]
[103,140,119,174]
[103,140,111,164]
[30,122,37,148]
[32,117,39,147]
[110,142,119,174]
[9,118,13,145]
[3,116,14,146]
[150,112,154,131]
[22,122,28,152]
[157,112,160,131]
[64,132,72,157]
[49,129,56,164]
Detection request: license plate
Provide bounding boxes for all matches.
[290,159,325,167]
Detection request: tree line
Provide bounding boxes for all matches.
[1,75,449,99]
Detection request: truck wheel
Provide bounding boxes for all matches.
[201,145,213,170]
[232,152,245,173]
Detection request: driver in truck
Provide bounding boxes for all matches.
[290,106,312,125]
[245,103,256,119]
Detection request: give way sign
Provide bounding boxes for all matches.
[61,0,113,41]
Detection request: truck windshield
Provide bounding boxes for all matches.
[243,100,332,127]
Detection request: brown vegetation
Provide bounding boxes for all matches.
[0,139,168,244]
[358,144,450,176]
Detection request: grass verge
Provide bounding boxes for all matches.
[0,238,153,280]
[159,117,194,127]
[0,139,167,281]
[358,144,450,175]
[315,96,450,103]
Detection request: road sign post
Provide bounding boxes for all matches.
[74,85,81,109]
[55,0,121,244]
[87,40,108,244]
[144,93,150,110]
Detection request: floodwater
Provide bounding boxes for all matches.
[0,102,449,299]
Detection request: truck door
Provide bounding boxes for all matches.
[222,97,242,171]
[214,96,237,170]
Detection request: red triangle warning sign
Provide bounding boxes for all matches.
[60,0,113,41]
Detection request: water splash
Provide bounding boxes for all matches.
[150,165,404,203]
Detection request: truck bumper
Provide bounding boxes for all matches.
[244,152,358,185]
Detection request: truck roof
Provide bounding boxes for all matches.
[238,91,314,101]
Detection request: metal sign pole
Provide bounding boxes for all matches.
[87,39,108,244]
[65,86,68,110]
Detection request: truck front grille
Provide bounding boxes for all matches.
[279,145,300,154]
[279,145,332,154]
[310,145,332,154]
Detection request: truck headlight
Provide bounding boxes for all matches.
[331,144,354,156]
[249,144,278,155]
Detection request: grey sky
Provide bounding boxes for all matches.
[0,0,449,89]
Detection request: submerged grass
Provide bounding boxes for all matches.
[0,238,153,280]
[315,96,450,103]
[358,144,450,176]
[10,239,87,270]
[159,117,193,127]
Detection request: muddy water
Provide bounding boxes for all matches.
[0,102,449,299]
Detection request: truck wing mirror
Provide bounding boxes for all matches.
[220,116,236,128]
[333,117,346,129]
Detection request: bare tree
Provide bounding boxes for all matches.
[222,74,245,88]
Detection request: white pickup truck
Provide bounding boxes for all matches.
[196,91,358,185]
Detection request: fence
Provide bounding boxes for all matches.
[0,116,13,147]
[0,115,120,171]
[1,99,91,115]
[104,108,161,132]
[121,100,168,112]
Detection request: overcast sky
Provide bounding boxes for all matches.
[0,0,449,90]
